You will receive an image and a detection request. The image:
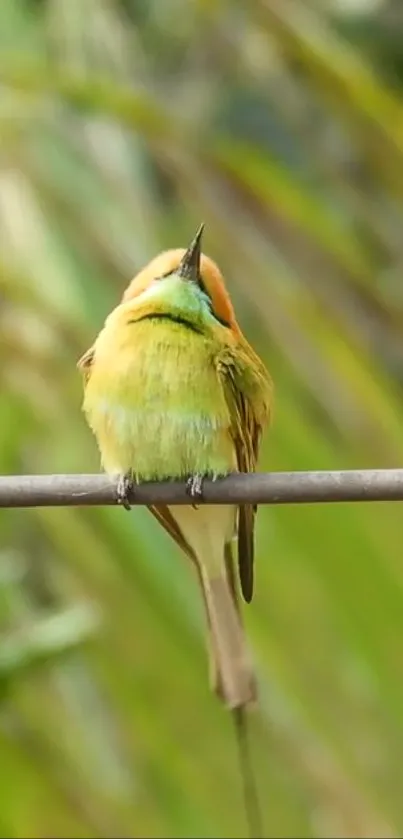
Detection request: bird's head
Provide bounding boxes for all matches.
[122,224,238,330]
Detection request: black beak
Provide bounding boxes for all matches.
[178,223,204,283]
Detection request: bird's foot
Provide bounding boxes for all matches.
[116,473,134,511]
[186,474,205,509]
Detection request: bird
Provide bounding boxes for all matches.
[78,224,273,834]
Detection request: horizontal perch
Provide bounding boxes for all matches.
[0,470,403,508]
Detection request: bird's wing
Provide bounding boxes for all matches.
[217,340,272,603]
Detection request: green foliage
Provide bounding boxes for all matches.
[1,0,403,836]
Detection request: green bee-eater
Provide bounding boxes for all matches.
[78,225,272,833]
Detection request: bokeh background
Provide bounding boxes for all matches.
[2,0,403,836]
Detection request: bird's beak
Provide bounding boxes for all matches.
[178,223,204,284]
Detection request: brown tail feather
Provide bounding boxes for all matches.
[198,558,256,709]
[154,505,261,834]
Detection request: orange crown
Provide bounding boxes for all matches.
[122,248,238,331]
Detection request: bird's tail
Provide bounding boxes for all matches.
[197,544,256,709]
[164,502,262,837]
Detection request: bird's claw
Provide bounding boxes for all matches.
[186,474,205,509]
[116,474,134,511]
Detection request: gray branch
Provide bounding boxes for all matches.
[0,470,403,508]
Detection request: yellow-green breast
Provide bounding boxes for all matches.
[83,312,236,481]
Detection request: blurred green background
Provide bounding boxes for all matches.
[2,0,403,836]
